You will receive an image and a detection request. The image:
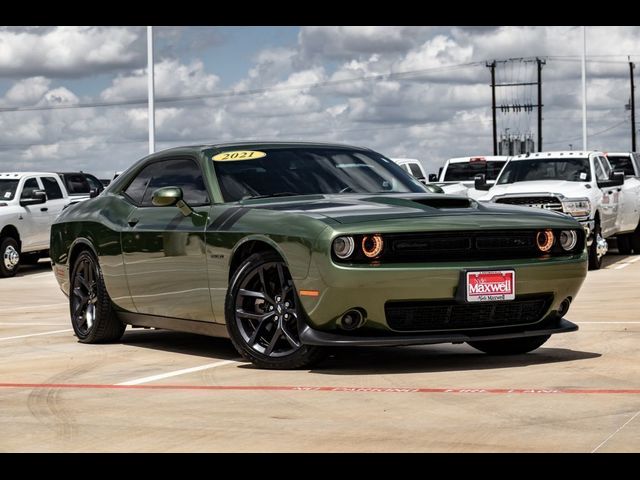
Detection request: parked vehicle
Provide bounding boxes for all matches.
[475,151,640,270]
[431,156,508,199]
[604,152,640,254]
[57,172,105,204]
[51,142,586,369]
[0,172,70,277]
[391,158,443,193]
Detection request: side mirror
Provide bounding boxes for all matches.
[152,186,194,216]
[610,170,625,186]
[474,174,491,191]
[20,190,47,206]
[428,173,438,182]
[89,188,100,199]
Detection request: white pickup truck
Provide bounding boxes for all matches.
[431,155,508,199]
[0,172,71,277]
[475,151,640,270]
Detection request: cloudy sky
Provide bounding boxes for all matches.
[1,26,639,178]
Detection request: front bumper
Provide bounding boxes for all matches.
[580,219,595,246]
[300,317,578,347]
[297,252,588,333]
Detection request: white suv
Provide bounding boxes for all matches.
[434,156,508,199]
[476,151,640,270]
[0,172,70,277]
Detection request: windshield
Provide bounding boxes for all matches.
[607,155,636,176]
[212,148,426,202]
[443,161,505,182]
[497,158,591,184]
[0,179,19,201]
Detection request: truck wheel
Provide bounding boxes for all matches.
[588,220,605,270]
[617,234,633,255]
[631,227,640,254]
[0,237,20,278]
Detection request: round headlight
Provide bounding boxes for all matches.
[333,236,355,259]
[536,229,554,252]
[559,230,578,251]
[362,234,384,258]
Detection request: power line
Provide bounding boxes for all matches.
[0,61,484,114]
[545,118,629,145]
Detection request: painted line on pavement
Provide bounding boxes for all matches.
[0,323,68,326]
[591,410,640,453]
[0,329,72,341]
[1,383,640,395]
[0,302,68,312]
[116,360,239,385]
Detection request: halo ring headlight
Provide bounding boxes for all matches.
[536,230,554,252]
[362,234,384,258]
[333,236,355,259]
[559,230,578,251]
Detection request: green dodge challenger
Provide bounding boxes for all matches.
[51,142,588,369]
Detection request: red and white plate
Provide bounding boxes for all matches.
[465,270,515,302]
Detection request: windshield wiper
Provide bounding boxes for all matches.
[243,192,302,200]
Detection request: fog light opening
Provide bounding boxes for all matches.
[340,309,366,331]
[558,297,572,317]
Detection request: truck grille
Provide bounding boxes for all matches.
[385,295,552,332]
[495,196,564,213]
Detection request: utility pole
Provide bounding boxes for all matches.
[488,61,497,155]
[147,26,155,154]
[581,26,588,151]
[630,60,636,152]
[537,58,545,152]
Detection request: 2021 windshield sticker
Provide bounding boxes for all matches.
[212,150,267,161]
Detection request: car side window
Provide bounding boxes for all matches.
[141,158,209,207]
[20,178,39,199]
[408,163,424,179]
[85,174,103,192]
[593,157,607,182]
[41,177,63,200]
[63,174,91,194]
[598,156,612,177]
[123,163,158,205]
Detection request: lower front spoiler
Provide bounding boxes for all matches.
[299,318,578,347]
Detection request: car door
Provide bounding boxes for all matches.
[611,155,640,233]
[121,157,213,321]
[16,177,43,250]
[39,175,68,232]
[594,155,619,237]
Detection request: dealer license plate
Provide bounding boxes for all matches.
[465,270,515,302]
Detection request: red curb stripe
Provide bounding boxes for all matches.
[0,383,639,394]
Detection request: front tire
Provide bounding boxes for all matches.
[225,252,325,369]
[0,236,20,278]
[617,234,633,255]
[70,250,125,343]
[588,220,605,270]
[467,335,550,355]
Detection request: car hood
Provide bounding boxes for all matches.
[240,192,571,226]
[479,180,593,201]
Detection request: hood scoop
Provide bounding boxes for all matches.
[409,197,473,209]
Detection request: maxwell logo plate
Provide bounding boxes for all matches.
[466,270,515,302]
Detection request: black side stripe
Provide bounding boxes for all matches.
[208,207,250,231]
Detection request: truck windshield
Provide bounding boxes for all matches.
[443,161,504,182]
[0,180,19,201]
[606,155,636,176]
[497,158,591,184]
[212,147,426,202]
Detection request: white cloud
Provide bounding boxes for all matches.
[0,26,144,77]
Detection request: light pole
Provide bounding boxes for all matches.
[147,26,155,154]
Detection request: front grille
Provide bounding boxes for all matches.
[495,196,564,213]
[384,230,543,262]
[385,294,552,331]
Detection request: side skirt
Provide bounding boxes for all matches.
[117,311,230,339]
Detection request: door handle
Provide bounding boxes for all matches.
[128,218,140,227]
[40,207,48,212]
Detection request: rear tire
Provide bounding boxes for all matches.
[225,251,325,369]
[617,234,633,255]
[70,250,125,343]
[467,335,550,355]
[0,236,20,278]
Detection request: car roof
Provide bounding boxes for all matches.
[151,141,374,155]
[446,156,508,163]
[0,172,60,178]
[604,152,637,156]
[392,158,421,163]
[510,151,602,160]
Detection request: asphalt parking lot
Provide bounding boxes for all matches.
[1,253,639,452]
